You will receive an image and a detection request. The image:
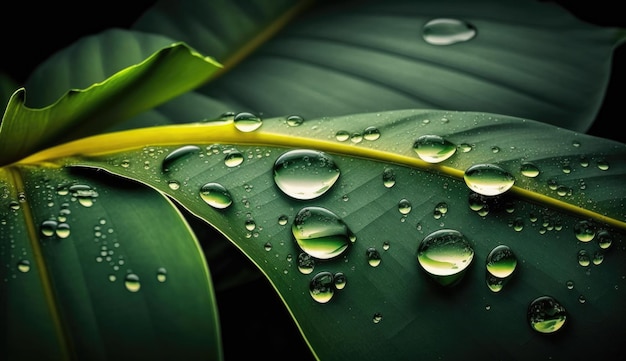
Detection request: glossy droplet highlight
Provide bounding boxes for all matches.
[366,247,382,267]
[334,272,347,290]
[292,206,352,260]
[363,126,381,141]
[528,296,567,334]
[162,145,200,173]
[486,245,517,279]
[574,220,595,242]
[412,135,457,163]
[297,252,315,275]
[124,273,141,292]
[423,18,477,45]
[40,219,58,237]
[199,182,233,209]
[398,199,412,215]
[520,162,540,178]
[417,229,474,286]
[464,164,515,196]
[157,267,167,283]
[382,168,396,188]
[17,259,31,273]
[309,271,335,304]
[274,149,340,200]
[286,115,304,127]
[224,150,244,167]
[234,112,262,132]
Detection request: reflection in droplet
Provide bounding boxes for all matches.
[486,245,517,279]
[372,312,383,324]
[233,112,262,132]
[40,219,58,237]
[423,18,477,45]
[56,223,71,239]
[125,273,141,292]
[278,215,289,226]
[577,250,590,267]
[464,164,515,196]
[292,207,352,260]
[309,271,334,304]
[382,168,396,188]
[17,259,31,273]
[334,272,347,290]
[412,135,457,163]
[274,149,340,200]
[520,162,540,178]
[363,126,381,141]
[528,296,567,334]
[162,145,200,173]
[199,182,233,209]
[286,115,304,127]
[224,150,244,167]
[297,252,315,275]
[574,220,595,242]
[398,199,412,215]
[417,229,474,286]
[157,267,167,282]
[597,230,613,249]
[366,247,382,267]
[335,130,350,142]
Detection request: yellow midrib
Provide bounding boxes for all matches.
[13,122,626,232]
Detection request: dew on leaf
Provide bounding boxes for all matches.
[167,180,181,191]
[422,18,477,45]
[363,126,381,141]
[412,135,457,163]
[366,247,382,267]
[69,184,98,207]
[382,168,396,188]
[334,272,347,290]
[233,112,262,132]
[335,130,350,142]
[309,271,335,304]
[157,267,167,283]
[528,296,567,334]
[161,145,201,173]
[372,312,383,324]
[292,207,352,260]
[297,252,315,275]
[56,223,70,239]
[124,273,141,292]
[17,259,30,273]
[286,115,304,127]
[597,230,613,249]
[224,149,244,167]
[464,164,515,196]
[382,241,390,251]
[199,182,233,209]
[486,245,517,279]
[350,133,363,144]
[273,149,340,200]
[577,250,590,267]
[398,199,412,215]
[417,229,474,286]
[574,220,596,242]
[40,219,58,237]
[520,162,540,178]
[278,214,289,226]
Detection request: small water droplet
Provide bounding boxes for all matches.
[17,259,30,273]
[40,219,58,237]
[335,130,350,142]
[286,115,304,127]
[124,273,141,292]
[592,251,604,265]
[423,18,477,45]
[350,133,363,144]
[273,149,340,200]
[167,180,181,191]
[577,250,590,267]
[218,111,236,121]
[464,164,515,196]
[398,199,412,215]
[417,229,474,286]
[486,245,517,279]
[363,126,381,141]
[528,296,567,334]
[372,312,383,324]
[334,272,347,290]
[69,184,98,207]
[309,271,335,304]
[278,214,289,226]
[162,145,201,173]
[56,223,71,239]
[574,220,595,242]
[412,135,457,163]
[157,267,167,282]
[382,168,396,188]
[297,252,315,275]
[224,149,244,167]
[292,206,352,260]
[597,159,609,171]
[366,247,382,267]
[566,280,574,290]
[199,182,233,209]
[520,162,540,178]
[233,112,262,132]
[597,230,613,249]
[382,241,390,251]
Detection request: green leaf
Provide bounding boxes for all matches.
[0,166,222,360]
[0,38,222,166]
[133,0,626,132]
[18,109,626,360]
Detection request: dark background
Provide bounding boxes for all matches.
[0,1,623,360]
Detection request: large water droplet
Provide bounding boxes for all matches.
[423,18,477,45]
[412,135,457,163]
[56,223,71,239]
[40,219,58,237]
[234,112,262,132]
[17,259,31,273]
[417,229,474,286]
[527,296,567,334]
[162,145,201,173]
[274,149,340,200]
[124,273,141,292]
[224,149,244,167]
[199,182,233,209]
[486,245,517,279]
[292,206,352,260]
[464,164,515,196]
[309,271,335,304]
[520,162,541,178]
[574,220,596,242]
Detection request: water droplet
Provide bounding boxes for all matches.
[592,251,604,265]
[286,115,304,127]
[157,267,167,282]
[423,18,477,45]
[335,130,350,142]
[297,252,315,274]
[363,126,381,141]
[40,219,58,237]
[520,162,540,178]
[264,242,272,251]
[273,149,340,200]
[167,180,181,191]
[309,271,335,304]
[464,164,515,196]
[366,247,382,267]
[162,145,201,173]
[574,220,595,242]
[577,250,590,267]
[334,272,347,290]
[412,135,457,163]
[292,206,352,260]
[69,184,98,207]
[597,230,613,249]
[224,149,244,167]
[597,159,609,171]
[199,182,233,209]
[234,112,262,132]
[244,214,256,231]
[486,245,517,279]
[108,274,117,282]
[372,312,383,324]
[382,241,390,251]
[433,202,448,219]
[124,273,141,292]
[417,229,474,286]
[278,214,289,226]
[398,199,412,215]
[566,280,574,290]
[17,259,30,273]
[527,296,567,334]
[350,133,363,144]
[56,223,71,239]
[382,168,396,188]
[218,111,235,121]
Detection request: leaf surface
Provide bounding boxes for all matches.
[19,109,626,360]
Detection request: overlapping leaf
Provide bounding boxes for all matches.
[16,109,625,360]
